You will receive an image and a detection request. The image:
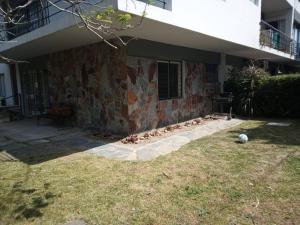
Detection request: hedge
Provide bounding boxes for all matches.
[224,74,300,118]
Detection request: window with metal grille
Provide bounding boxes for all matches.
[205,64,219,83]
[158,61,182,100]
[0,74,5,97]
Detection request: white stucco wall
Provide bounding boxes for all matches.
[118,0,262,50]
[294,0,300,19]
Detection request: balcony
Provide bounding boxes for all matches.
[295,43,300,59]
[260,20,296,55]
[5,0,51,40]
[138,0,171,10]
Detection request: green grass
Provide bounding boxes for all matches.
[0,120,299,225]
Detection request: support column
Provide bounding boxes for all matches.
[0,63,13,106]
[15,64,22,96]
[218,53,226,93]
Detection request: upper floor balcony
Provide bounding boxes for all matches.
[5,0,50,41]
[5,0,171,41]
[1,0,298,62]
[260,20,296,56]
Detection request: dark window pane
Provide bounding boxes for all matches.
[138,0,168,9]
[158,62,169,100]
[158,61,182,100]
[169,63,179,98]
[206,64,218,83]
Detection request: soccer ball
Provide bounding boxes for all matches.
[238,134,248,143]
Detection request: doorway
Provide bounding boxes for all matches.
[21,69,49,117]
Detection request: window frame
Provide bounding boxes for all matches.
[157,60,183,100]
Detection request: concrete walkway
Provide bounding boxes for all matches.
[0,118,243,163]
[86,118,243,161]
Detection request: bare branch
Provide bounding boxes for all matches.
[0,0,150,62]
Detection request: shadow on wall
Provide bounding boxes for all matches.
[229,119,300,147]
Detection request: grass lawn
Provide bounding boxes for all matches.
[0,120,299,225]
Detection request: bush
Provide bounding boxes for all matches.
[225,74,300,118]
[254,75,300,117]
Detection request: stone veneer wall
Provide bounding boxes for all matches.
[126,56,219,133]
[46,43,219,134]
[47,43,129,134]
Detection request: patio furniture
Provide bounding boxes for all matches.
[0,94,23,121]
[8,106,23,121]
[36,103,73,125]
[212,92,233,119]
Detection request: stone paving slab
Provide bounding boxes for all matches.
[0,119,81,142]
[86,144,136,160]
[87,119,243,161]
[64,220,86,225]
[1,142,28,151]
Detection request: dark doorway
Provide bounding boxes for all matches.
[21,69,49,117]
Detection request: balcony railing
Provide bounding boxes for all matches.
[295,42,300,59]
[139,0,169,10]
[6,0,49,40]
[5,0,72,40]
[260,20,296,55]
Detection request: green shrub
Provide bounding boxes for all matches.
[225,74,300,118]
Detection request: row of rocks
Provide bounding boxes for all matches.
[121,116,219,144]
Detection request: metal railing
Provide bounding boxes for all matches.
[139,0,168,9]
[6,0,72,40]
[6,0,49,40]
[6,0,170,40]
[0,94,21,107]
[294,42,300,59]
[260,20,296,55]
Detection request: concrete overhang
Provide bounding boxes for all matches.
[295,10,300,24]
[0,16,298,64]
[262,0,292,13]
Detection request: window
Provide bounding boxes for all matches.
[158,61,182,100]
[0,74,5,97]
[205,64,219,83]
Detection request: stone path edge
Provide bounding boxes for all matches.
[86,119,244,161]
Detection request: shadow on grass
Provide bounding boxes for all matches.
[0,119,125,165]
[1,167,56,222]
[229,119,300,146]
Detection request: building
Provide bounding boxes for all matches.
[0,0,299,134]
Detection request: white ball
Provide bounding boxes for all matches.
[238,134,248,143]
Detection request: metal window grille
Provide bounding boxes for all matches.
[158,61,182,100]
